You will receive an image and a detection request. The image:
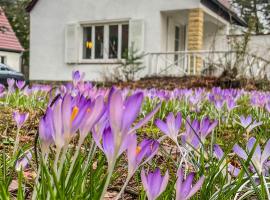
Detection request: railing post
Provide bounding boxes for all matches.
[148,54,152,75]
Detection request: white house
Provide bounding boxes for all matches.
[27,0,247,81]
[0,8,24,72]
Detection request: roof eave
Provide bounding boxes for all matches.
[26,0,38,12]
[0,48,24,53]
[201,0,248,27]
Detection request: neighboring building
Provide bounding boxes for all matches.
[27,0,247,81]
[0,8,24,72]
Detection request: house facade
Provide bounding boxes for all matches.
[27,0,246,81]
[0,8,24,72]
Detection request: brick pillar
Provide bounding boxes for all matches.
[187,8,204,74]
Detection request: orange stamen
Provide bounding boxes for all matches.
[136,146,142,155]
[71,106,79,122]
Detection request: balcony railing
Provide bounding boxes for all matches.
[145,50,270,79]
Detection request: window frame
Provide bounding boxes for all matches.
[0,56,7,65]
[80,21,129,63]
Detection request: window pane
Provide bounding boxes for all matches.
[95,26,104,59]
[83,27,92,59]
[121,24,129,58]
[109,25,118,59]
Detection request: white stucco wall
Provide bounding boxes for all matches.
[0,51,22,72]
[29,0,203,81]
[248,35,270,60]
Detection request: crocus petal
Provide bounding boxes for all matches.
[261,139,270,164]
[233,144,248,160]
[213,144,224,160]
[181,172,195,198]
[176,169,184,200]
[129,103,161,134]
[158,170,169,197]
[122,93,143,132]
[102,128,115,163]
[15,151,32,171]
[109,90,123,135]
[186,176,205,199]
[175,113,182,130]
[247,137,261,161]
[228,164,241,177]
[127,134,137,175]
[155,119,169,136]
[141,169,149,196]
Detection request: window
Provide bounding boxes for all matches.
[109,25,118,59]
[0,56,6,64]
[95,26,104,59]
[83,27,92,59]
[121,24,129,58]
[82,23,129,60]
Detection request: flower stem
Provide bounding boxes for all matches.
[99,159,117,200]
[115,175,132,200]
[65,139,83,186]
[262,175,270,199]
[13,128,20,156]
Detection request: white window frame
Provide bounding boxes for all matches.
[79,21,129,64]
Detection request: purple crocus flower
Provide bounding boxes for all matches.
[0,84,5,98]
[182,117,217,149]
[15,151,32,171]
[108,88,160,153]
[199,117,218,142]
[233,137,270,175]
[213,144,240,177]
[239,115,262,133]
[7,78,15,93]
[176,169,205,200]
[182,118,200,149]
[128,134,159,176]
[72,70,85,86]
[214,99,225,111]
[141,168,169,200]
[48,94,90,149]
[78,95,105,143]
[16,80,26,90]
[239,115,252,128]
[12,111,29,129]
[155,112,182,143]
[96,127,133,166]
[226,99,236,112]
[39,108,55,154]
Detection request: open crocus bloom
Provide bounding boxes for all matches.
[155,112,182,143]
[176,169,205,200]
[16,80,26,90]
[239,115,262,133]
[15,151,32,171]
[108,88,160,154]
[233,137,270,175]
[213,144,240,177]
[12,111,29,129]
[182,116,217,149]
[141,168,169,200]
[128,134,159,176]
[96,127,133,166]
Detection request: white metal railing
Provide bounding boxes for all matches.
[145,50,270,79]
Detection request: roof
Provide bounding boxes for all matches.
[26,0,247,27]
[0,8,24,52]
[202,0,247,27]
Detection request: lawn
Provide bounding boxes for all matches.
[0,71,270,200]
